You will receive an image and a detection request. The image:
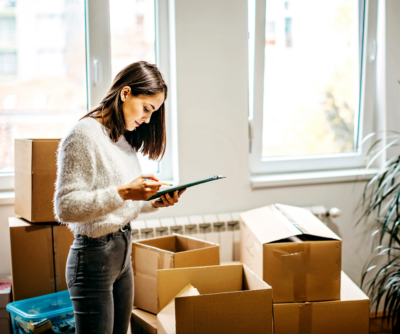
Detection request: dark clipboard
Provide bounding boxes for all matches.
[146,175,226,201]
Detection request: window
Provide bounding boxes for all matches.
[0,0,174,190]
[249,0,377,175]
[0,0,86,177]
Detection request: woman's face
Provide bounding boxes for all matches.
[121,86,165,131]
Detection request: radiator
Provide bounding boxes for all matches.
[131,206,340,262]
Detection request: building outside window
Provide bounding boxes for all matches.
[0,0,160,178]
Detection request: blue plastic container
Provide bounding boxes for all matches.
[6,290,75,334]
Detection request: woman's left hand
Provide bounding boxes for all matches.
[151,189,186,208]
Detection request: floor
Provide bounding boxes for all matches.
[369,317,393,334]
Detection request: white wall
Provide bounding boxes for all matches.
[0,0,399,290]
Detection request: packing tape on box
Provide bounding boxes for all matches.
[273,242,311,302]
[299,302,312,333]
[274,204,309,234]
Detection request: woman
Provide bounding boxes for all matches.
[54,61,184,334]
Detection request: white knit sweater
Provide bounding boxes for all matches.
[54,117,158,238]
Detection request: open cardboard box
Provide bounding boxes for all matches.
[132,234,220,314]
[240,204,342,303]
[14,139,60,222]
[156,264,274,334]
[273,271,369,334]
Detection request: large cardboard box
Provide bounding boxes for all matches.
[156,264,274,334]
[9,218,74,301]
[9,218,55,301]
[14,138,60,222]
[132,235,220,314]
[273,272,369,334]
[240,203,342,303]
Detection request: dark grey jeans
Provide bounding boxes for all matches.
[66,223,133,334]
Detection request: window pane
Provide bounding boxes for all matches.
[0,0,86,173]
[109,0,158,174]
[262,0,361,158]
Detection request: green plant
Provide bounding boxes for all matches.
[358,132,400,332]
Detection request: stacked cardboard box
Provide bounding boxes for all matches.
[0,277,12,334]
[9,217,74,301]
[14,139,60,223]
[10,139,75,302]
[131,235,275,333]
[240,203,370,333]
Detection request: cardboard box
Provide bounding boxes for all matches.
[240,203,341,303]
[9,218,74,301]
[9,218,55,301]
[156,264,274,334]
[14,138,60,222]
[273,272,369,334]
[132,234,220,314]
[131,307,158,334]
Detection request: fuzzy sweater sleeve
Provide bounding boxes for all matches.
[140,200,159,214]
[54,132,125,223]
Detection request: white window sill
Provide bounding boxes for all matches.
[0,191,15,206]
[250,168,378,189]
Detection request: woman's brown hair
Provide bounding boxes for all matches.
[81,61,167,160]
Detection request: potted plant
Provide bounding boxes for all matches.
[358,132,400,332]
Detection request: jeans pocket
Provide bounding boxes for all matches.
[87,235,112,251]
[66,249,80,288]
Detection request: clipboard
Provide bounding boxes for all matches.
[146,175,226,201]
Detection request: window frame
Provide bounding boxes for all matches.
[249,0,378,176]
[85,0,175,181]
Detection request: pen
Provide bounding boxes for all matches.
[143,178,173,187]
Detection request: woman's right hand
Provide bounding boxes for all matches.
[117,174,162,201]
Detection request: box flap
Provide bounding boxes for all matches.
[137,234,218,253]
[138,235,177,253]
[240,206,301,244]
[157,284,199,334]
[32,139,60,172]
[175,290,273,334]
[242,264,271,291]
[174,246,219,269]
[157,265,243,312]
[240,204,340,244]
[132,307,158,334]
[276,204,341,241]
[174,234,218,251]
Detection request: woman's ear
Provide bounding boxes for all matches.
[120,86,131,102]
